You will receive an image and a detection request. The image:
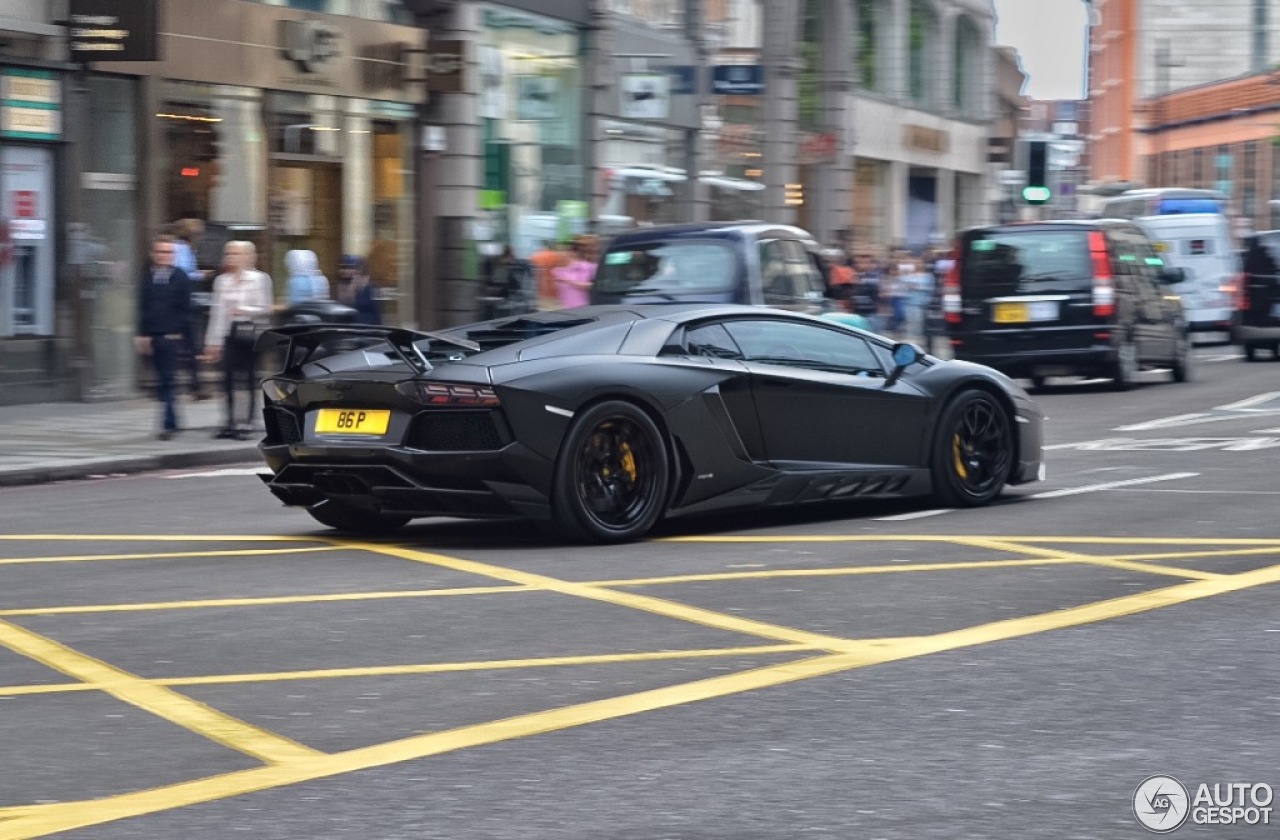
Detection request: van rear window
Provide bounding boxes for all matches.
[962,231,1093,295]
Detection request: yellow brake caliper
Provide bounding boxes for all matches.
[952,434,969,480]
[620,442,637,482]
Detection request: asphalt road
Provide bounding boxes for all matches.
[2,348,1279,839]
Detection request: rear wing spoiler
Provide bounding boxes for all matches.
[256,324,440,375]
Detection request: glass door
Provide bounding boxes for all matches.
[1,145,55,337]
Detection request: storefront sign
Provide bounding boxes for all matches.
[904,124,949,154]
[712,65,764,96]
[425,41,466,94]
[280,19,342,73]
[620,73,670,121]
[0,70,62,141]
[68,0,159,62]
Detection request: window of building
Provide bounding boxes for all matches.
[909,1,936,108]
[953,16,981,114]
[856,0,878,91]
[243,0,412,23]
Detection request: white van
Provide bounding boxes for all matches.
[1136,213,1239,337]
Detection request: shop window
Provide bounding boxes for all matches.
[953,16,981,114]
[856,0,878,91]
[909,1,936,108]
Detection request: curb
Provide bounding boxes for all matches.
[0,446,261,488]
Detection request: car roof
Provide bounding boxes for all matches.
[606,221,818,246]
[962,219,1145,236]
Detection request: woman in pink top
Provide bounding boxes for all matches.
[551,240,596,308]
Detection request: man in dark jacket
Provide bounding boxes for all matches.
[136,235,193,440]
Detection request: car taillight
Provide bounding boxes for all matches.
[1088,231,1115,318]
[944,248,962,324]
[397,381,501,406]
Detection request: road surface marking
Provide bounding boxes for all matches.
[593,558,1075,587]
[1029,472,1198,499]
[163,467,271,479]
[1116,391,1280,431]
[0,545,341,567]
[0,535,315,542]
[955,538,1222,582]
[874,508,955,521]
[6,559,1280,840]
[0,644,813,697]
[0,620,322,765]
[1046,437,1280,452]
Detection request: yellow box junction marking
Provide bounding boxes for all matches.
[0,533,1279,839]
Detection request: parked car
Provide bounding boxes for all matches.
[1234,231,1280,361]
[590,221,833,315]
[1135,213,1239,338]
[943,220,1192,391]
[255,305,1044,542]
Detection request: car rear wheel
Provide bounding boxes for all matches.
[1110,339,1138,391]
[931,391,1013,508]
[1245,344,1259,362]
[1172,332,1192,383]
[306,501,410,534]
[552,400,669,543]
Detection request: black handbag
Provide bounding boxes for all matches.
[229,320,260,344]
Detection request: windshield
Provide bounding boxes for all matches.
[962,231,1093,295]
[595,240,739,296]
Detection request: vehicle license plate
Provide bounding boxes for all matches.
[993,301,1057,324]
[315,409,390,435]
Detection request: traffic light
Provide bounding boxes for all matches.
[1022,139,1051,205]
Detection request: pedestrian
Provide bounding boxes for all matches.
[851,250,883,331]
[551,238,596,308]
[135,234,194,441]
[527,238,563,309]
[171,218,210,400]
[902,257,935,342]
[285,249,329,305]
[335,254,382,325]
[203,240,274,441]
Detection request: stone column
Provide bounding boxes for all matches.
[937,7,957,116]
[887,158,909,247]
[936,165,956,240]
[684,0,710,222]
[810,0,855,245]
[761,0,802,224]
[418,3,482,328]
[583,1,615,224]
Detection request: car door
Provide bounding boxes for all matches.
[1123,226,1179,358]
[1108,227,1171,359]
[721,318,931,469]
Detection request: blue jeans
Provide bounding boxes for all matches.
[150,335,179,432]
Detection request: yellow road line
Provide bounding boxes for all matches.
[663,534,1280,545]
[0,535,317,542]
[344,542,860,651]
[0,584,533,618]
[0,620,321,765]
[958,538,1223,581]
[590,557,1075,587]
[1062,546,1280,564]
[0,644,813,697]
[0,546,343,567]
[7,560,1280,840]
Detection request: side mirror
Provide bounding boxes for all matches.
[1160,267,1187,285]
[885,342,924,387]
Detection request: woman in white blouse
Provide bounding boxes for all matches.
[203,240,274,440]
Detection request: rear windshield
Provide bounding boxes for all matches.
[962,230,1093,295]
[595,240,738,295]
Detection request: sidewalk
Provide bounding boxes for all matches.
[0,395,261,487]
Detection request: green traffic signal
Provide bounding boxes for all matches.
[1022,185,1051,204]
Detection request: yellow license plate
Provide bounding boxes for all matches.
[315,409,391,435]
[993,303,1029,324]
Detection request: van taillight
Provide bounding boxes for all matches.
[1088,231,1115,318]
[944,248,962,324]
[1231,273,1249,310]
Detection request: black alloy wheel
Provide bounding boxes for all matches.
[931,391,1013,507]
[306,500,411,534]
[553,400,669,543]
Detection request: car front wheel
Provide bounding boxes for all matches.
[552,400,670,543]
[931,391,1013,507]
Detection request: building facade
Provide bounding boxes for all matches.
[1088,0,1280,187]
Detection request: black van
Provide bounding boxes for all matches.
[1235,231,1280,361]
[944,221,1192,390]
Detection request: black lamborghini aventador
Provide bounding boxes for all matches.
[256,305,1044,542]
